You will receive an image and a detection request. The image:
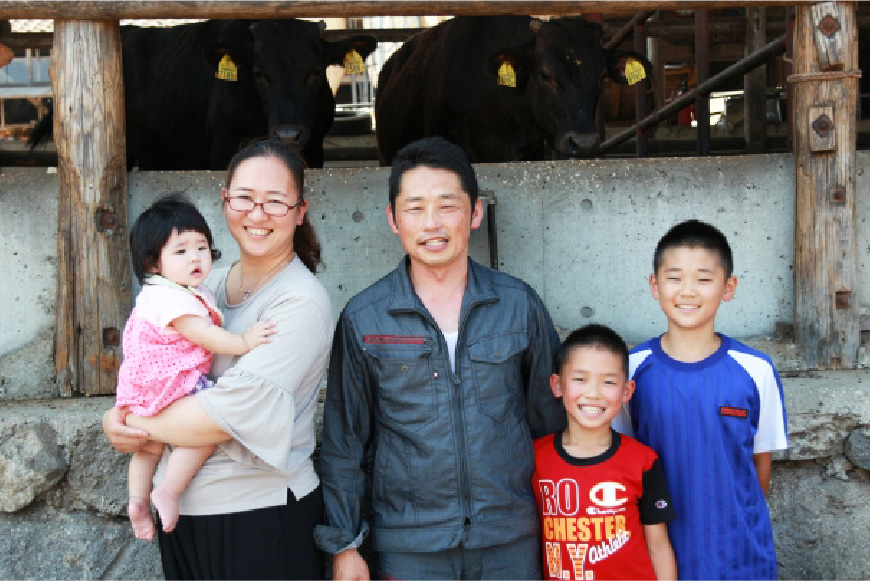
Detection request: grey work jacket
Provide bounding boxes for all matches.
[314,258,566,554]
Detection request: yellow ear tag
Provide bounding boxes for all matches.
[624,58,646,85]
[497,62,517,87]
[344,50,365,74]
[216,54,238,82]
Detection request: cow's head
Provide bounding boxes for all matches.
[487,17,652,158]
[205,20,376,164]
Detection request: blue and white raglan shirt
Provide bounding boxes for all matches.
[616,334,788,580]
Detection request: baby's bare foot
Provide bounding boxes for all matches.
[128,497,155,540]
[150,487,180,533]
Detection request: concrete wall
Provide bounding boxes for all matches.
[6,153,870,395]
[1,153,870,579]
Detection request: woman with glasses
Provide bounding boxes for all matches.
[103,140,333,580]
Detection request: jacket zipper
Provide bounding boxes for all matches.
[447,303,479,528]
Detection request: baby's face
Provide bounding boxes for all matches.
[154,228,212,287]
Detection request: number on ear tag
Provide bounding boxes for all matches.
[216,54,238,81]
[344,50,365,74]
[497,62,517,87]
[624,58,646,85]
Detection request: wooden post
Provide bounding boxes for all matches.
[634,20,649,157]
[792,2,859,368]
[745,6,767,153]
[695,9,711,156]
[585,12,606,149]
[53,20,129,396]
[650,24,666,129]
[785,6,795,152]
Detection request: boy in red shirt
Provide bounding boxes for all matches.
[533,324,676,580]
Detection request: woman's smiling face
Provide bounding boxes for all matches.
[222,155,307,262]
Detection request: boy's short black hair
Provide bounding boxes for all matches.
[129,192,221,284]
[653,219,733,278]
[387,136,479,213]
[555,324,629,378]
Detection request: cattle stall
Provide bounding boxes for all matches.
[0,0,861,393]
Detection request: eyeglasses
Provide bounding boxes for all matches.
[223,195,304,217]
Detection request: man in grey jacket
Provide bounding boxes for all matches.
[315,136,566,580]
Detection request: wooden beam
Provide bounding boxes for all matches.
[792,1,860,368]
[695,9,711,156]
[634,20,649,157]
[53,20,130,396]
[0,1,814,20]
[6,11,868,49]
[745,6,767,153]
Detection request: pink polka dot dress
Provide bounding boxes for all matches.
[116,280,223,416]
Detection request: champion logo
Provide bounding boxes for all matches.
[719,406,748,419]
[589,482,628,509]
[655,499,668,509]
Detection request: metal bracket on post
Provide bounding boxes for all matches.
[830,186,846,206]
[478,189,499,270]
[102,327,120,347]
[96,207,119,233]
[809,105,835,152]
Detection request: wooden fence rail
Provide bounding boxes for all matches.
[0,1,812,20]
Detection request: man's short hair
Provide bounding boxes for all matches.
[387,136,479,212]
[653,219,733,278]
[554,324,629,378]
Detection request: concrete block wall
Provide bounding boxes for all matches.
[5,153,870,390]
[1,153,869,578]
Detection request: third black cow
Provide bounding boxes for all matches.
[375,16,651,164]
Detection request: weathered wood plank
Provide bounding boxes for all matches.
[744,6,767,153]
[53,20,129,396]
[793,2,859,368]
[812,2,845,71]
[0,0,812,19]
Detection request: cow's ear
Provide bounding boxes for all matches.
[325,35,378,67]
[486,48,531,89]
[606,50,653,87]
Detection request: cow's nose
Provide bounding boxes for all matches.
[559,132,599,157]
[272,125,307,146]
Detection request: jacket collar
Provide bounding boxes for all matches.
[388,256,499,317]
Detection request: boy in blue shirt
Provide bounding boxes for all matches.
[614,219,788,580]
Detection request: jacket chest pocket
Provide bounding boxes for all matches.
[366,340,437,426]
[468,331,529,421]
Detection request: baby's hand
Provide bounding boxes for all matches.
[242,321,276,352]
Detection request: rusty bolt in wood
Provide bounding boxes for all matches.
[102,327,121,347]
[97,209,119,232]
[830,186,847,205]
[817,15,840,37]
[812,114,833,137]
[835,291,851,310]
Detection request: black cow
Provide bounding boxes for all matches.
[35,20,376,169]
[375,16,652,164]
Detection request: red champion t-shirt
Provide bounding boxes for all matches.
[532,430,674,581]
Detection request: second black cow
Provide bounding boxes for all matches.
[36,20,376,169]
[376,16,652,164]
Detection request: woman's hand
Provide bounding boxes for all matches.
[102,406,150,453]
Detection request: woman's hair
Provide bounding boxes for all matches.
[225,139,323,273]
[129,192,221,284]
